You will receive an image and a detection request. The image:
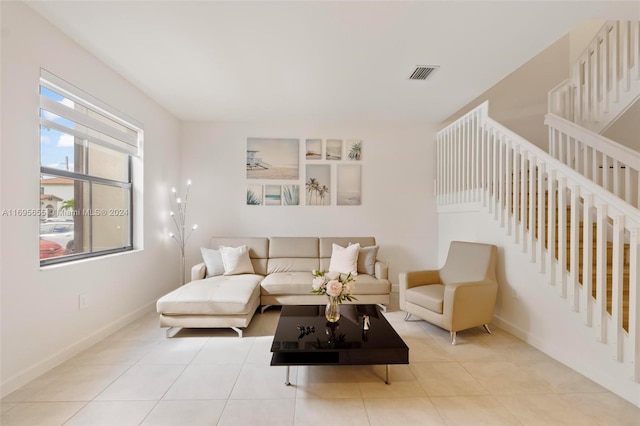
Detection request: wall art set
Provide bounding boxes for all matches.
[246,137,362,206]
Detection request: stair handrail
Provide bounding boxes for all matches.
[545,112,640,209]
[545,113,640,170]
[438,101,640,224]
[547,20,640,134]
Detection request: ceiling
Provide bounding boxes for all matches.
[26,1,639,124]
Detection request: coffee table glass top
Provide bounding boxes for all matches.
[270,304,408,366]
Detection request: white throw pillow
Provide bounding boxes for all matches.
[329,243,360,274]
[220,245,255,275]
[352,243,379,276]
[200,247,225,277]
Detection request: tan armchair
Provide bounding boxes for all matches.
[399,241,498,345]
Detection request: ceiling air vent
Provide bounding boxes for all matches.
[409,66,439,80]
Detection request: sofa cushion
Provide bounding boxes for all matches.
[157,275,262,315]
[329,243,360,274]
[200,247,224,277]
[220,245,255,275]
[353,244,379,276]
[211,237,269,276]
[405,284,445,314]
[269,237,318,257]
[261,271,314,295]
[267,237,319,273]
[348,274,392,295]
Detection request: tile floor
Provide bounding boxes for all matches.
[2,293,639,425]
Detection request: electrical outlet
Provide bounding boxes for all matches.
[79,293,89,310]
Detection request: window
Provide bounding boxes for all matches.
[39,69,143,265]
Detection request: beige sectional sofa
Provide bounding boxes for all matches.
[156,236,391,337]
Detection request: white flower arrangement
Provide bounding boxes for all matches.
[311,269,357,303]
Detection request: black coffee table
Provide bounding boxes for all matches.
[270,304,409,385]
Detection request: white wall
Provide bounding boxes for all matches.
[438,208,640,407]
[440,34,571,149]
[180,121,439,284]
[0,2,182,396]
[568,19,606,65]
[604,98,640,152]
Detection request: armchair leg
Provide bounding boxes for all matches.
[403,312,412,321]
[483,324,492,334]
[450,331,456,345]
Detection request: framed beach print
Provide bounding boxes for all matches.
[247,137,299,180]
[282,185,300,205]
[247,184,263,205]
[325,139,342,160]
[265,185,281,205]
[347,140,362,160]
[305,139,322,160]
[337,164,361,205]
[305,164,330,205]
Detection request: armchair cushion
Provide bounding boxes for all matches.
[405,284,444,314]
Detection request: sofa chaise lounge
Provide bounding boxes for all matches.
[156,236,391,337]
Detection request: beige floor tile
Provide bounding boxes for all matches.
[364,397,446,425]
[297,365,379,384]
[105,312,167,343]
[1,364,74,403]
[67,338,160,367]
[296,382,363,399]
[30,364,130,402]
[140,400,226,425]
[294,398,370,426]
[497,340,554,361]
[446,338,507,361]
[137,336,209,365]
[94,364,185,401]
[4,291,639,426]
[461,361,553,395]
[229,364,297,399]
[0,402,85,426]
[410,362,488,396]
[387,318,433,339]
[357,365,426,398]
[245,336,276,365]
[63,401,156,426]
[162,364,242,400]
[559,392,640,426]
[404,337,456,362]
[191,337,254,364]
[243,309,281,337]
[497,394,599,425]
[514,358,607,393]
[431,395,522,425]
[219,399,295,425]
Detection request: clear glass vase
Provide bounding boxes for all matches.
[325,296,341,322]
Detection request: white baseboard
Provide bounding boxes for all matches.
[0,301,156,398]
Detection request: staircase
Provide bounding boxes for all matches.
[436,21,639,391]
[436,99,639,396]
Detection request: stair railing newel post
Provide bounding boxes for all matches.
[169,180,198,285]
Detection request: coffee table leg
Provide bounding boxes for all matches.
[385,365,390,385]
[285,366,291,386]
